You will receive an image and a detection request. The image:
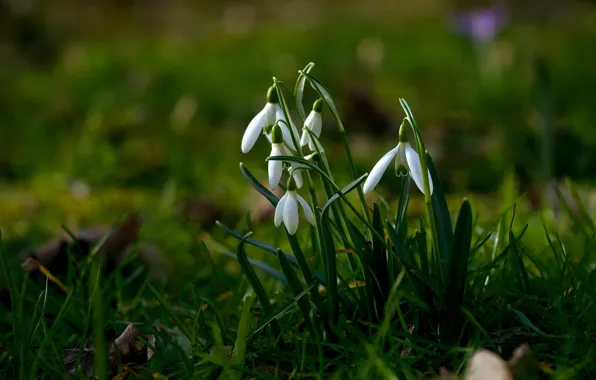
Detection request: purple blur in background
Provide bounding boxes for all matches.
[451,5,508,43]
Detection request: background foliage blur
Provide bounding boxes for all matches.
[2,0,596,234]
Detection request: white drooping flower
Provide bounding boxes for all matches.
[241,85,297,153]
[268,125,303,190]
[300,99,323,151]
[274,177,316,235]
[362,124,433,195]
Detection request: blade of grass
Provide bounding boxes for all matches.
[219,251,288,286]
[294,62,315,121]
[235,235,282,338]
[440,199,472,344]
[240,163,279,206]
[426,152,453,263]
[146,281,191,338]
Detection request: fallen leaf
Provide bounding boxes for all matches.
[62,323,155,378]
[110,324,155,368]
[62,339,96,378]
[464,350,513,380]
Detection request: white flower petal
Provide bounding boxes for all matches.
[292,167,303,188]
[300,127,310,147]
[274,193,287,227]
[264,103,277,126]
[276,105,299,150]
[362,146,399,194]
[310,113,322,137]
[405,143,433,195]
[241,107,266,153]
[280,123,297,151]
[268,147,283,190]
[283,192,299,235]
[297,194,316,226]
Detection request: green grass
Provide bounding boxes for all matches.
[2,69,596,379]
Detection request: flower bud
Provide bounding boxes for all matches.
[271,124,284,144]
[312,98,324,113]
[266,85,279,104]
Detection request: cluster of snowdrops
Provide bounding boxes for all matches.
[240,67,434,235]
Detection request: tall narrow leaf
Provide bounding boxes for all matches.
[369,204,389,321]
[426,153,453,261]
[294,62,315,121]
[236,237,282,338]
[320,209,339,328]
[240,163,279,206]
[440,199,472,344]
[276,249,322,341]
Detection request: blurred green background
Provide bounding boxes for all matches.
[2,0,596,236]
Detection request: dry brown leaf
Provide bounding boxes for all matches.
[23,213,140,277]
[464,350,513,380]
[62,339,96,378]
[111,324,155,367]
[62,323,154,378]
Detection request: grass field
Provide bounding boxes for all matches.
[2,1,596,379]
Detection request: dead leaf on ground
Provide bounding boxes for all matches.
[22,212,167,284]
[110,324,155,367]
[62,323,155,378]
[62,339,96,378]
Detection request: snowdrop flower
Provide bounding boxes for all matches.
[274,176,315,235]
[241,85,297,154]
[300,99,323,151]
[268,125,303,190]
[363,123,433,195]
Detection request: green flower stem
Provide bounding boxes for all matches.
[273,78,302,154]
[400,98,443,280]
[299,71,371,224]
[274,81,330,326]
[317,153,362,274]
[269,156,387,247]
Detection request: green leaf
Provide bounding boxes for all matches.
[320,205,339,328]
[216,221,327,283]
[249,282,315,341]
[369,204,389,321]
[321,173,369,212]
[426,153,453,261]
[509,306,546,335]
[395,175,411,243]
[276,249,322,342]
[235,237,282,338]
[440,198,473,344]
[240,163,279,206]
[146,282,192,339]
[219,251,288,286]
[299,71,344,132]
[285,231,326,313]
[345,220,373,322]
[294,62,315,121]
[230,295,255,367]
